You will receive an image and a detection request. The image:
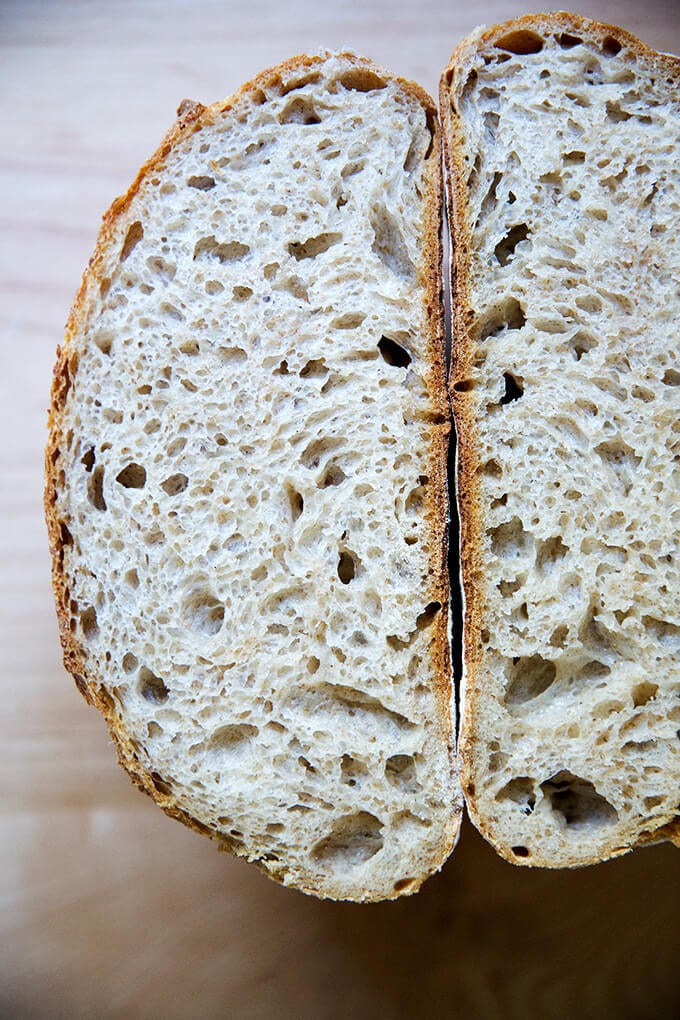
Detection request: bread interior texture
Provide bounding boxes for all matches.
[48,54,459,900]
[443,16,680,865]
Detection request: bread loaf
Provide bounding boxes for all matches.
[441,13,680,866]
[45,52,462,900]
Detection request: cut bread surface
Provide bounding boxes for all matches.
[45,53,461,901]
[441,14,680,866]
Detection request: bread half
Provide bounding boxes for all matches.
[441,13,680,866]
[45,52,461,900]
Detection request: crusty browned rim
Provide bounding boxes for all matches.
[440,11,680,866]
[44,51,461,901]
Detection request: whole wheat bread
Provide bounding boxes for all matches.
[441,13,680,867]
[45,52,462,900]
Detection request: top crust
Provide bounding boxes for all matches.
[441,13,680,866]
[45,51,462,900]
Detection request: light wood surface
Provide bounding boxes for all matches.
[2,1,679,1017]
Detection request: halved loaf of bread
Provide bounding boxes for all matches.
[45,52,462,900]
[441,13,680,866]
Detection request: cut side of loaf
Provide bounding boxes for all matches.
[441,13,680,866]
[45,52,462,900]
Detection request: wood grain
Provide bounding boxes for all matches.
[2,1,679,1017]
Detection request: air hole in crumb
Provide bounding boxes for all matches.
[331,312,366,329]
[540,771,618,829]
[162,473,188,496]
[482,458,502,477]
[233,285,253,301]
[594,440,641,494]
[536,536,568,570]
[340,754,369,787]
[288,232,341,260]
[461,68,478,100]
[80,606,98,639]
[179,340,199,355]
[149,772,172,797]
[341,160,365,178]
[602,35,622,56]
[663,369,680,386]
[268,623,289,636]
[371,207,414,278]
[88,465,107,511]
[120,220,143,261]
[147,721,162,738]
[563,150,586,164]
[504,654,557,704]
[183,589,225,636]
[81,447,95,472]
[116,463,147,489]
[307,656,320,675]
[300,436,342,469]
[488,516,530,557]
[278,95,321,124]
[218,346,247,364]
[122,652,138,673]
[320,464,346,488]
[393,877,416,892]
[124,569,139,589]
[193,236,250,262]
[378,335,411,368]
[338,551,356,583]
[209,723,258,754]
[512,846,530,858]
[94,330,113,356]
[498,576,523,597]
[550,624,569,648]
[139,667,169,704]
[496,777,536,815]
[477,297,526,341]
[285,484,304,521]
[632,681,658,707]
[642,615,680,644]
[416,602,441,630]
[187,175,215,190]
[558,33,583,48]
[606,100,632,123]
[579,656,615,681]
[494,29,544,54]
[570,330,598,360]
[311,812,384,868]
[495,223,529,265]
[339,67,387,92]
[300,358,327,378]
[500,372,524,404]
[385,754,419,793]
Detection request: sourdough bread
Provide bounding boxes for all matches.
[441,13,680,866]
[45,52,461,900]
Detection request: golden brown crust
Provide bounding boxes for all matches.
[440,11,680,867]
[45,51,460,900]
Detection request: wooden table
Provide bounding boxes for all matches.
[3,1,679,1016]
